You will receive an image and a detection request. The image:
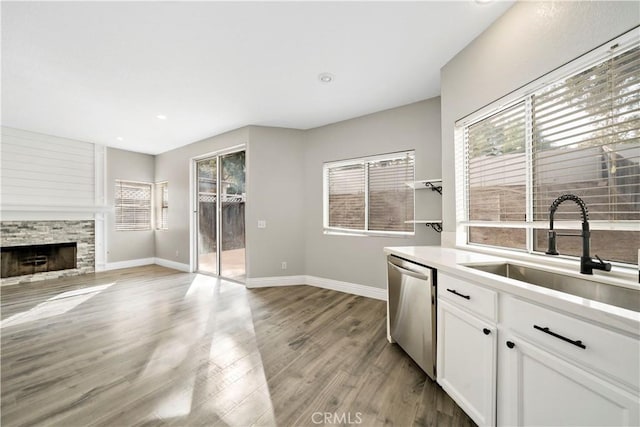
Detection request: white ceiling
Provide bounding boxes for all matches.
[2,1,513,155]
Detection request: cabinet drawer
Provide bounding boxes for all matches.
[438,273,497,321]
[503,296,640,391]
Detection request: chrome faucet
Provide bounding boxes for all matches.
[545,194,612,275]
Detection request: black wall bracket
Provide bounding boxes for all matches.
[423,181,442,195]
[425,223,442,233]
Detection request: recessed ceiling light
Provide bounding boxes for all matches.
[318,73,334,84]
[156,114,168,120]
[475,0,493,3]
[116,137,124,141]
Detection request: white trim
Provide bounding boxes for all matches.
[246,275,307,288]
[0,204,111,213]
[154,257,191,272]
[461,220,640,231]
[307,275,387,301]
[95,257,192,272]
[189,157,196,273]
[246,275,387,301]
[191,143,247,161]
[104,257,155,271]
[323,150,414,169]
[94,144,107,274]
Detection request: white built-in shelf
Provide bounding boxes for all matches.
[405,219,442,233]
[407,179,443,231]
[405,179,442,189]
[406,179,442,194]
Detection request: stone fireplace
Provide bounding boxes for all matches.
[0,221,95,285]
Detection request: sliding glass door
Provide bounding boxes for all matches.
[195,150,246,281]
[220,151,246,280]
[196,157,218,275]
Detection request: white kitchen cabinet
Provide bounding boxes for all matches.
[498,333,639,427]
[437,298,496,426]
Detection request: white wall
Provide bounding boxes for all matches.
[1,127,96,208]
[303,99,442,289]
[440,1,640,245]
[106,147,155,263]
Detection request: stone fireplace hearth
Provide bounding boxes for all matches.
[0,221,95,285]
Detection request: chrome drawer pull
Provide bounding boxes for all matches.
[533,325,586,349]
[446,288,470,300]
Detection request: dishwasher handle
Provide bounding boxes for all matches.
[388,262,430,281]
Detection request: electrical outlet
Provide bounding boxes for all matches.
[258,220,267,229]
[281,261,287,270]
[175,250,179,257]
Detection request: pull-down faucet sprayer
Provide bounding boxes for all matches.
[546,194,612,275]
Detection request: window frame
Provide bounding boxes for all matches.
[114,179,153,232]
[454,30,640,266]
[155,181,168,231]
[323,150,416,237]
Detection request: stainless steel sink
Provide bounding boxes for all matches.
[465,263,640,312]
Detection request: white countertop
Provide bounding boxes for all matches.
[384,246,640,335]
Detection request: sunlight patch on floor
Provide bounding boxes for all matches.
[0,283,114,329]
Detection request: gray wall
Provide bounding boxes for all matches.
[106,147,156,262]
[246,126,306,277]
[154,127,249,266]
[440,1,640,243]
[153,126,307,279]
[303,99,442,289]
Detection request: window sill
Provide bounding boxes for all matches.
[324,229,415,238]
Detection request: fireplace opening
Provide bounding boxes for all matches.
[1,242,77,278]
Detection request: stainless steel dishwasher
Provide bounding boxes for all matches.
[387,254,436,380]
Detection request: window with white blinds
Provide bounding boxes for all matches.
[156,182,168,230]
[115,180,152,231]
[462,40,639,264]
[324,151,415,235]
[466,102,527,249]
[532,46,640,223]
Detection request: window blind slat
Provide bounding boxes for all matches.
[325,152,414,233]
[464,43,639,263]
[533,47,640,226]
[328,164,365,230]
[368,156,414,232]
[115,180,152,231]
[466,102,527,223]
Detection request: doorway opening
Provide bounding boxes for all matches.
[194,149,246,282]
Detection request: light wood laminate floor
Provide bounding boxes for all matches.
[1,265,475,427]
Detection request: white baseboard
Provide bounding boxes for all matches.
[246,275,307,288]
[306,275,386,301]
[154,258,191,272]
[246,274,386,301]
[104,258,155,271]
[103,257,190,272]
